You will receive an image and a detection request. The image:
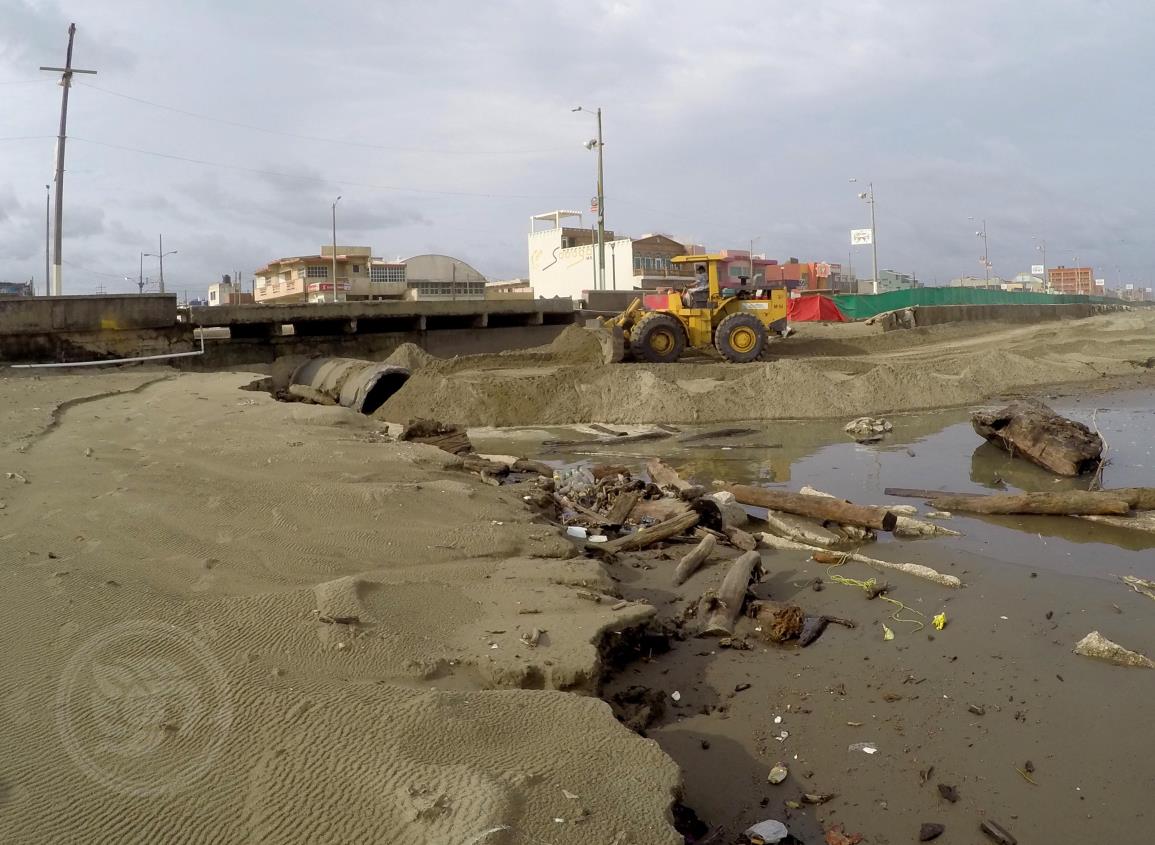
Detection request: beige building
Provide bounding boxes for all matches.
[254,246,406,304]
[207,274,253,305]
[254,246,501,304]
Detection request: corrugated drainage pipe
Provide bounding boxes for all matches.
[289,357,410,414]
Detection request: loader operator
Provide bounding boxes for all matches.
[683,264,709,308]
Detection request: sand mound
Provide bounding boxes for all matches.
[385,342,437,371]
[543,324,607,364]
[376,311,1155,426]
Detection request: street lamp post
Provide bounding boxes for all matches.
[850,178,879,294]
[1032,236,1048,290]
[331,195,342,304]
[138,251,145,294]
[144,235,178,295]
[970,217,989,283]
[573,106,605,290]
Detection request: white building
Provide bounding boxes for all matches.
[528,210,633,299]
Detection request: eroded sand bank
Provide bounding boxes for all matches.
[0,373,681,844]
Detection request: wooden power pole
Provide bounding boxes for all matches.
[40,23,98,296]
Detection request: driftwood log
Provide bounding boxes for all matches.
[972,399,1103,476]
[646,458,693,493]
[604,490,641,525]
[727,485,898,532]
[596,510,699,555]
[511,458,554,477]
[629,497,693,523]
[672,533,717,586]
[885,486,1155,511]
[699,550,762,637]
[1078,511,1155,534]
[722,525,758,551]
[756,533,962,588]
[926,490,1131,516]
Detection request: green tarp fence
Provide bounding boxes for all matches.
[831,288,1119,321]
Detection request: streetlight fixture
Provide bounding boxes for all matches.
[331,195,342,304]
[573,105,606,291]
[969,217,989,283]
[143,234,177,294]
[1032,236,1048,291]
[849,178,879,294]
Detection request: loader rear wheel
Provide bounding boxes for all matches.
[630,312,686,363]
[715,313,767,363]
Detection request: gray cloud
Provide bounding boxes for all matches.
[1,0,1153,294]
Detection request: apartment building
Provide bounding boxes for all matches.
[254,246,407,304]
[1046,266,1094,295]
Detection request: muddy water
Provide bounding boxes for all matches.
[472,389,1155,843]
[474,388,1155,581]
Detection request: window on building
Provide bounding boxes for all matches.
[370,265,406,284]
[306,265,329,279]
[352,264,361,273]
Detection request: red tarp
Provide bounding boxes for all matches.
[788,295,847,322]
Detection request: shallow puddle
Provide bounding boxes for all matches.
[472,388,1155,580]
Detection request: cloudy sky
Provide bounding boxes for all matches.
[1,0,1151,296]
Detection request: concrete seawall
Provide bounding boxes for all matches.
[872,302,1130,331]
[0,295,192,362]
[1,295,576,366]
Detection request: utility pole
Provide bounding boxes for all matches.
[40,22,98,296]
[331,196,342,303]
[138,251,145,294]
[44,184,50,296]
[851,179,878,294]
[595,107,605,293]
[574,106,605,290]
[971,218,989,283]
[158,234,166,294]
[867,184,878,294]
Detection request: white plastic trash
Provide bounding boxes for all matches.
[744,819,789,843]
[565,526,588,539]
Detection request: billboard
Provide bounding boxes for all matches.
[1125,284,1135,291]
[1031,264,1045,275]
[1095,278,1106,286]
[850,228,873,245]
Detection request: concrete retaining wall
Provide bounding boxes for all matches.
[873,303,1128,332]
[0,295,177,335]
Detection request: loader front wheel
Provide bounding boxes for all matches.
[715,313,767,363]
[630,312,686,364]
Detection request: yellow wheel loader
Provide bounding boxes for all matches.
[599,254,789,364]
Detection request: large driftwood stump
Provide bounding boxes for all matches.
[972,399,1103,476]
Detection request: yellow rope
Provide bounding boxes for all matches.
[829,574,926,633]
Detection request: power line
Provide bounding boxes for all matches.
[0,135,56,141]
[69,136,565,200]
[62,260,131,279]
[76,81,571,157]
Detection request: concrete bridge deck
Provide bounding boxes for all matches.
[185,298,575,338]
